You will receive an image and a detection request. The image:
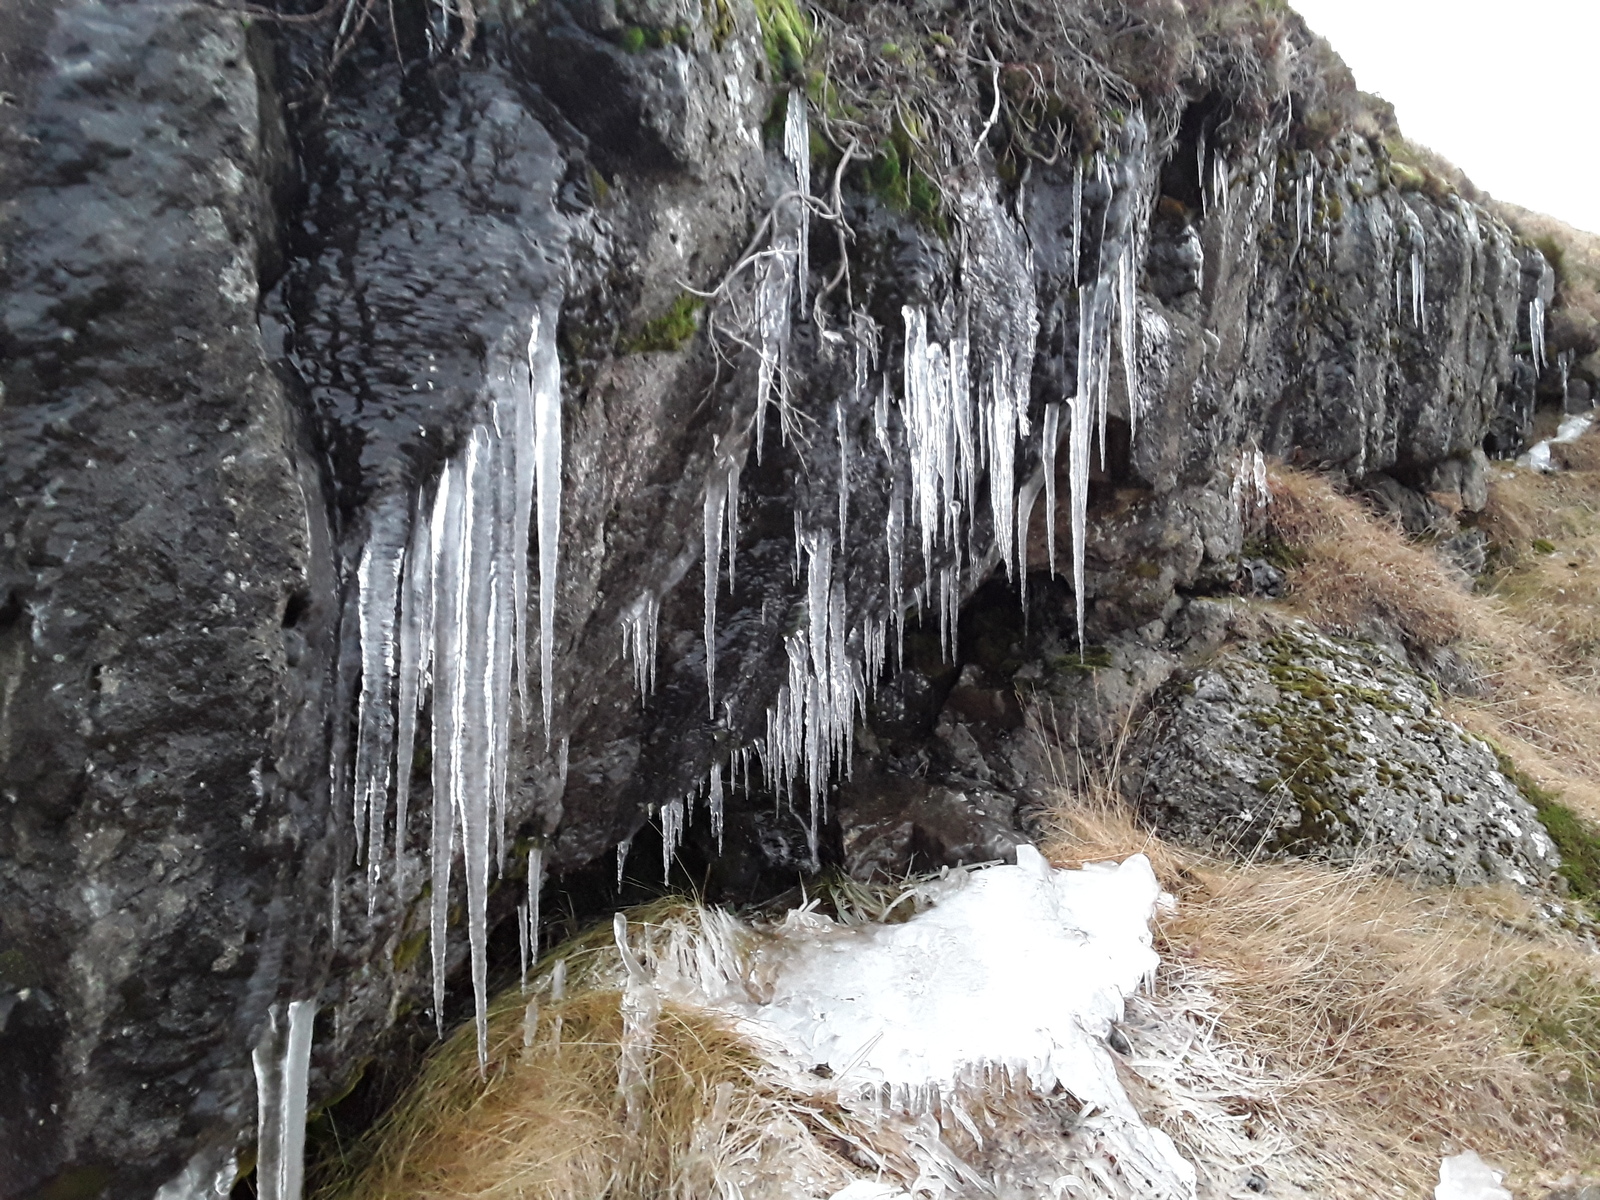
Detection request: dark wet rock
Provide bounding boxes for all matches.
[1362,473,1457,537]
[1130,625,1558,888]
[836,771,1024,883]
[0,5,320,1196]
[1236,558,1287,598]
[1566,377,1594,414]
[1421,448,1491,513]
[1165,597,1239,659]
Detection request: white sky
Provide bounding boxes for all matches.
[1288,0,1600,234]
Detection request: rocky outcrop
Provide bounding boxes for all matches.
[0,6,327,1197]
[0,0,1555,1194]
[1131,625,1558,888]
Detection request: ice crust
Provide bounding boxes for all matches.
[642,848,1196,1197]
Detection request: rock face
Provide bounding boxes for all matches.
[0,0,1557,1195]
[1131,625,1558,888]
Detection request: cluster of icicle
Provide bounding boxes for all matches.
[632,99,1155,877]
[340,307,565,1087]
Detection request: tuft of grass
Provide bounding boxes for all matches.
[623,293,703,355]
[1031,717,1600,1194]
[317,900,854,1200]
[1262,465,1474,648]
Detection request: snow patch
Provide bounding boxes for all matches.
[1518,413,1593,473]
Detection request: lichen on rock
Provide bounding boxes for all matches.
[1131,624,1559,888]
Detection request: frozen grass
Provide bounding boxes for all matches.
[319,900,862,1200]
[1039,752,1600,1197]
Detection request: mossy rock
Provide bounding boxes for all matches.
[1131,624,1559,888]
[624,292,704,354]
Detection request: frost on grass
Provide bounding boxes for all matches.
[636,847,1198,1198]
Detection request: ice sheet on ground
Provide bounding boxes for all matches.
[654,846,1196,1197]
[1434,1151,1511,1200]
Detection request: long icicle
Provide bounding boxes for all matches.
[531,307,563,746]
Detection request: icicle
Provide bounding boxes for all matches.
[527,844,543,978]
[352,506,406,902]
[521,996,540,1050]
[616,836,632,889]
[708,761,725,853]
[723,457,740,593]
[531,307,563,746]
[1070,284,1099,650]
[985,357,1019,580]
[835,401,850,547]
[661,796,685,880]
[459,428,494,1076]
[784,90,810,309]
[703,470,726,719]
[886,480,905,666]
[427,459,463,1038]
[1410,246,1426,331]
[391,500,434,898]
[620,592,660,701]
[252,1000,315,1200]
[517,901,530,991]
[1530,297,1547,375]
[1116,248,1139,443]
[1016,473,1042,604]
[1071,157,1084,284]
[1042,402,1061,576]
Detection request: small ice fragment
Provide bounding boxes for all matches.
[1434,1151,1510,1200]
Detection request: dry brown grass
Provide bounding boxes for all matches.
[321,904,851,1200]
[1039,770,1600,1197]
[1263,455,1600,825]
[1265,465,1474,647]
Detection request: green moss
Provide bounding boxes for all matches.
[391,928,428,971]
[1048,646,1114,674]
[1262,636,1405,715]
[32,1167,114,1200]
[855,138,947,236]
[619,25,647,53]
[1389,160,1426,191]
[754,0,810,75]
[1494,749,1600,906]
[1499,961,1600,1120]
[624,292,704,354]
[701,0,734,49]
[0,947,38,988]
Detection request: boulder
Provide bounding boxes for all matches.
[1130,625,1558,888]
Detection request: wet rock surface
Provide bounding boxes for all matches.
[0,0,1567,1194]
[1131,624,1559,888]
